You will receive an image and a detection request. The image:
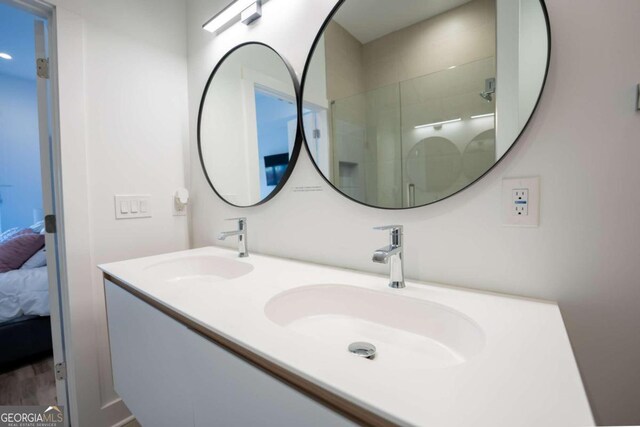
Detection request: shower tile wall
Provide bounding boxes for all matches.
[324,21,365,101]
[361,0,496,92]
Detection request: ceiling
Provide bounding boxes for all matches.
[333,0,473,44]
[0,3,41,81]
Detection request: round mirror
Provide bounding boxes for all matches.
[301,0,550,209]
[198,43,301,207]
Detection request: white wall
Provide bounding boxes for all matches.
[497,0,548,159]
[518,0,547,123]
[495,0,520,159]
[187,0,640,425]
[51,0,190,425]
[0,75,43,231]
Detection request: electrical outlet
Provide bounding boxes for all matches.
[513,189,529,216]
[503,177,539,227]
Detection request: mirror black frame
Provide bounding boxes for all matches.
[299,0,552,210]
[197,41,303,208]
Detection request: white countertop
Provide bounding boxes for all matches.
[99,246,593,427]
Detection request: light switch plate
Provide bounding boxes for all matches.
[502,177,539,227]
[115,195,151,219]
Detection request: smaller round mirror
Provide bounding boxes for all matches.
[198,43,301,207]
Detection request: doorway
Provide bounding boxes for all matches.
[254,87,298,199]
[0,0,68,422]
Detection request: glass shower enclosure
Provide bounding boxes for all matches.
[329,57,496,208]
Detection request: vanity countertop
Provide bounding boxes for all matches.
[99,246,593,427]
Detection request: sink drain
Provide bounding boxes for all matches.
[348,342,376,360]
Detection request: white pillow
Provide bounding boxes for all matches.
[20,248,47,269]
[30,220,46,234]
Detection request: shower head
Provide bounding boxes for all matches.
[480,77,496,102]
[479,91,493,102]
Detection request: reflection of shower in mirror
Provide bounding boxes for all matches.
[301,0,549,209]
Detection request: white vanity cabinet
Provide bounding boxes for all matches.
[105,281,193,426]
[104,280,354,427]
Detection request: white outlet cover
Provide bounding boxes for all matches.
[173,196,188,217]
[502,177,540,227]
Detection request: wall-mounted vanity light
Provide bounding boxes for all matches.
[414,118,461,130]
[203,0,266,34]
[415,113,494,130]
[471,113,495,119]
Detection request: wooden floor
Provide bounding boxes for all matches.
[0,356,57,406]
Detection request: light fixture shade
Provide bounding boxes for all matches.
[203,0,264,34]
[240,1,262,25]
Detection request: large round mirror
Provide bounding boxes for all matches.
[301,0,550,209]
[198,43,301,207]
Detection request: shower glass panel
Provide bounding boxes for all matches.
[330,57,495,208]
[330,84,401,207]
[401,57,496,207]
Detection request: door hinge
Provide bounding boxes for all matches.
[37,57,50,79]
[54,362,66,381]
[313,129,321,139]
[44,214,56,233]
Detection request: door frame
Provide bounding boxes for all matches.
[4,0,70,424]
[240,67,298,203]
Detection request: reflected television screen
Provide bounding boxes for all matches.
[264,153,289,187]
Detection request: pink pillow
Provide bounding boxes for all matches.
[0,227,31,244]
[0,231,45,273]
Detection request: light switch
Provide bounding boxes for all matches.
[115,195,151,219]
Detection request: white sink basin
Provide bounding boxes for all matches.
[265,284,485,369]
[143,255,253,284]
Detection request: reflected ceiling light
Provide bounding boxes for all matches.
[447,65,457,69]
[471,113,495,119]
[0,53,12,60]
[414,118,461,129]
[203,0,264,34]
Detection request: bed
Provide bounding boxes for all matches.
[0,224,52,371]
[0,315,52,370]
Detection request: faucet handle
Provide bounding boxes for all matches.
[225,217,246,229]
[373,225,403,232]
[374,225,403,246]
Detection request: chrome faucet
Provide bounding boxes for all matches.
[218,217,248,257]
[372,225,405,289]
